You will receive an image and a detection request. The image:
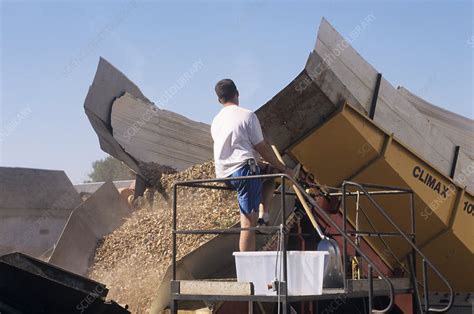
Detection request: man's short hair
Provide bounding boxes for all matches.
[215,79,238,103]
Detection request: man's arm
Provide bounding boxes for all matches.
[247,112,295,177]
[254,140,295,177]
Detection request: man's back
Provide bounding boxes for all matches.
[211,78,293,251]
[211,105,263,178]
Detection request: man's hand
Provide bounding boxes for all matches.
[254,140,295,177]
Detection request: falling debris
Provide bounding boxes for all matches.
[88,161,240,313]
[138,162,177,200]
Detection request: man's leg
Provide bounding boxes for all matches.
[240,211,257,251]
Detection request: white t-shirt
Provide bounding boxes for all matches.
[211,105,264,178]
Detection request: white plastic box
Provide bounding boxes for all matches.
[233,251,327,296]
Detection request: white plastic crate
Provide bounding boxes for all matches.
[233,251,327,296]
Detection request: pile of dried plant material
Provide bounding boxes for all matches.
[88,160,239,313]
[138,162,177,199]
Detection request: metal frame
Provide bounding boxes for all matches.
[171,173,291,314]
[341,181,454,313]
[169,175,453,314]
[171,174,414,314]
[169,281,407,301]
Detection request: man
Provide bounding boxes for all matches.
[211,79,294,251]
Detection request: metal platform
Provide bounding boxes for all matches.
[168,176,454,313]
[171,278,411,303]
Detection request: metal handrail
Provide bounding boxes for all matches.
[342,181,454,313]
[171,174,396,314]
[290,177,395,313]
[171,173,291,314]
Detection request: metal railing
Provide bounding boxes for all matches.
[341,181,454,313]
[170,174,407,314]
[171,173,289,314]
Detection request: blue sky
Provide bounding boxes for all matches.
[1,0,472,183]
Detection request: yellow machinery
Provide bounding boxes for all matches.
[289,103,473,291]
[253,18,473,296]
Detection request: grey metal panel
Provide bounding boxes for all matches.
[84,57,214,174]
[83,57,149,175]
[111,93,213,170]
[398,87,474,159]
[84,57,150,125]
[49,181,131,275]
[85,106,141,174]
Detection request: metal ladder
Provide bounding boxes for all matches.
[336,181,454,313]
[280,177,454,313]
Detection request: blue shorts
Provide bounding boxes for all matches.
[227,163,262,215]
